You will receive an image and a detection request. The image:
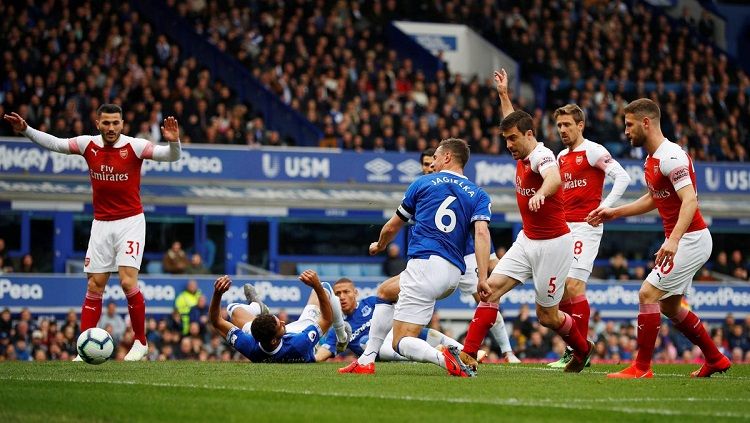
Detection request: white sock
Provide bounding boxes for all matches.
[425,328,462,350]
[328,290,347,343]
[378,330,407,361]
[396,336,445,368]
[357,302,393,365]
[489,311,512,354]
[227,303,259,319]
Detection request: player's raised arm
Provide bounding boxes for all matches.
[494,69,515,119]
[149,116,182,162]
[299,269,333,333]
[209,275,235,338]
[4,112,75,154]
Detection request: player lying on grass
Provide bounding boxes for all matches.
[314,277,486,363]
[209,270,349,363]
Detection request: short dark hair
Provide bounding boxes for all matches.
[420,148,436,163]
[500,110,535,135]
[96,104,123,117]
[333,277,354,287]
[439,138,469,168]
[552,104,585,125]
[250,314,279,345]
[623,98,661,122]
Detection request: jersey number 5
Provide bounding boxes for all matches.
[435,196,457,233]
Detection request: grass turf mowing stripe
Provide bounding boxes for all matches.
[1,375,746,419]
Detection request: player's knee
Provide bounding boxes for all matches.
[86,276,106,294]
[536,309,558,328]
[377,282,399,302]
[638,286,661,304]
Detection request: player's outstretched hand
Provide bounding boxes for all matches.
[477,280,492,302]
[299,269,321,288]
[585,206,613,227]
[161,116,180,142]
[368,242,383,256]
[494,68,508,96]
[528,193,545,212]
[3,112,28,133]
[214,275,232,294]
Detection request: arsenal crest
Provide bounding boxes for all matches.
[119,149,128,159]
[575,155,583,165]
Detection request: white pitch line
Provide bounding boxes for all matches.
[0,376,747,419]
[500,365,750,380]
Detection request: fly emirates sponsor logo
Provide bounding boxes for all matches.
[515,176,536,197]
[563,172,587,190]
[90,164,129,182]
[646,182,670,199]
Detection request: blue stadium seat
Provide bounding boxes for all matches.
[146,261,163,274]
[318,263,341,278]
[339,263,363,278]
[297,263,321,274]
[361,264,385,277]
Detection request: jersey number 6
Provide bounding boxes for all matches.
[435,196,457,233]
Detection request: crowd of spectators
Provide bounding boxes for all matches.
[0,1,281,147]
[171,0,749,161]
[2,1,748,161]
[3,303,749,364]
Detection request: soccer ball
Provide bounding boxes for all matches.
[76,328,114,365]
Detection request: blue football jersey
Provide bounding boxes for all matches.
[398,170,491,273]
[321,296,378,357]
[227,324,321,363]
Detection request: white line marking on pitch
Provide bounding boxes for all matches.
[0,376,747,419]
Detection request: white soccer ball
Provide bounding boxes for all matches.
[76,328,114,365]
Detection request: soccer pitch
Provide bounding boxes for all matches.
[1,362,748,422]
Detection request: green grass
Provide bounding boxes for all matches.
[1,362,749,422]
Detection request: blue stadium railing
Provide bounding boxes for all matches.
[132,0,323,147]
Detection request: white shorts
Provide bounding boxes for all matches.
[84,213,145,273]
[394,255,461,325]
[457,252,498,298]
[646,228,712,298]
[567,222,603,282]
[242,304,321,334]
[492,231,573,308]
[285,304,322,333]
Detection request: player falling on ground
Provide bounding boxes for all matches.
[548,104,631,368]
[4,105,181,361]
[209,270,348,363]
[340,138,492,377]
[588,98,731,378]
[461,69,594,372]
[314,277,485,362]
